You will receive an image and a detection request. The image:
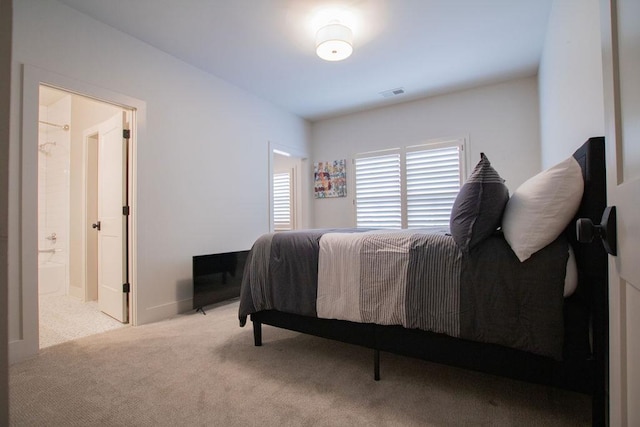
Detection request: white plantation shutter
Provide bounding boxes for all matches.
[354,140,464,229]
[273,171,292,231]
[406,145,462,228]
[355,152,401,228]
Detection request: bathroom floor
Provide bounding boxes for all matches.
[39,294,127,349]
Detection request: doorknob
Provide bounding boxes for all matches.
[576,206,617,256]
[92,221,101,231]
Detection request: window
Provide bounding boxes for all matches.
[355,151,402,228]
[354,139,464,229]
[273,170,293,231]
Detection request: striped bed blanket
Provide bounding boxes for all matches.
[239,228,568,359]
[317,230,461,337]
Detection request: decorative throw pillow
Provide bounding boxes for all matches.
[449,153,509,252]
[502,156,584,262]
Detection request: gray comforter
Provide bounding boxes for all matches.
[239,228,568,359]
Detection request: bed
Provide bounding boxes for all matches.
[238,137,607,426]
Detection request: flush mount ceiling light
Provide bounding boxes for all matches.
[316,22,353,61]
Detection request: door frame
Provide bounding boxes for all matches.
[11,65,145,362]
[83,116,129,308]
[82,128,100,303]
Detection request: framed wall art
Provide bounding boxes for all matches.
[314,159,347,198]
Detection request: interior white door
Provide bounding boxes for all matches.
[97,112,128,323]
[601,0,640,425]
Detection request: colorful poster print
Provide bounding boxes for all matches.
[314,159,347,198]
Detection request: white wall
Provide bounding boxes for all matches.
[9,0,310,362]
[538,0,605,167]
[310,77,541,228]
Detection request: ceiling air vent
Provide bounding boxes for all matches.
[380,87,405,98]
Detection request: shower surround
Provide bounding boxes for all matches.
[38,94,71,296]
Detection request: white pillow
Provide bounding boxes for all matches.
[502,156,584,262]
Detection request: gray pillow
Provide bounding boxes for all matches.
[450,153,509,252]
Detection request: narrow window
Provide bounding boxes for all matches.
[273,170,293,231]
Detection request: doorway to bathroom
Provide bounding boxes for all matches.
[38,85,133,348]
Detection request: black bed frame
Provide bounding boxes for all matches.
[250,137,608,426]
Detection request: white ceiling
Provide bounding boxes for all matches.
[56,0,553,121]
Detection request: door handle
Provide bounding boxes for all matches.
[92,221,101,231]
[576,206,617,256]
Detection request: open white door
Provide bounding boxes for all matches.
[96,112,129,323]
[601,0,640,425]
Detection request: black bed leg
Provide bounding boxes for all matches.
[253,320,262,346]
[374,349,380,381]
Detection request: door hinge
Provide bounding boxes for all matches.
[123,283,130,293]
[123,129,131,139]
[123,206,130,216]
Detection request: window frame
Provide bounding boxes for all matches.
[353,138,467,229]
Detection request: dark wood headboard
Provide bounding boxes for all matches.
[569,136,607,326]
[568,136,608,423]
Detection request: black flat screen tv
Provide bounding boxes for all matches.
[192,250,250,312]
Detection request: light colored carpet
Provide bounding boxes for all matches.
[11,300,591,426]
[39,294,127,349]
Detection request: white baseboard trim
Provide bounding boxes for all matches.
[138,298,193,325]
[9,338,39,365]
[68,285,83,300]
